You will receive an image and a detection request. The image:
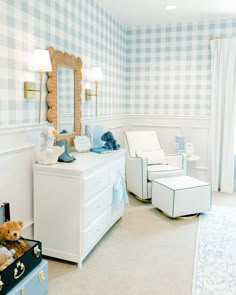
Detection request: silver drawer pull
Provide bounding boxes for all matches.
[14,262,25,279]
[0,276,4,291]
[38,270,45,281]
[34,246,41,258]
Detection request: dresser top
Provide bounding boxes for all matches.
[34,149,126,174]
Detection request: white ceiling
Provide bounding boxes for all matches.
[98,0,236,26]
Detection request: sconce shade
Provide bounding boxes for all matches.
[90,67,103,82]
[85,82,91,90]
[30,49,52,72]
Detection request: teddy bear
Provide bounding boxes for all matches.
[0,247,15,271]
[0,220,29,259]
[101,131,120,151]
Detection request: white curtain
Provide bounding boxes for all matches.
[208,38,236,193]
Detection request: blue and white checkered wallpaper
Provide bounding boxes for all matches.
[126,18,236,115]
[1,0,236,126]
[0,0,126,126]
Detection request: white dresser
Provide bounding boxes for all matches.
[33,149,126,267]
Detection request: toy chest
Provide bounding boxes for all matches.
[0,203,43,295]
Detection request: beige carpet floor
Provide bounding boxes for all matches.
[47,192,236,295]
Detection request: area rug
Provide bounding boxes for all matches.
[192,205,236,295]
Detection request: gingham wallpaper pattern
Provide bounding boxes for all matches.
[0,0,126,126]
[126,18,236,115]
[1,0,236,126]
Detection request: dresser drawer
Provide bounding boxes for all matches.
[82,210,108,254]
[108,203,124,225]
[8,260,48,295]
[83,167,108,203]
[109,158,125,185]
[82,189,110,229]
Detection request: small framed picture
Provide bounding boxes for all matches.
[74,136,91,153]
[175,135,185,154]
[185,142,194,155]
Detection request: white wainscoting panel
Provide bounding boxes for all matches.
[191,126,209,170]
[0,124,42,239]
[0,145,35,238]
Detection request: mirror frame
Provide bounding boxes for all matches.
[46,47,82,145]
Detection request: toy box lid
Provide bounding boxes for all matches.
[0,203,10,224]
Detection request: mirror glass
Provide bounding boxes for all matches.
[47,47,82,146]
[57,67,74,132]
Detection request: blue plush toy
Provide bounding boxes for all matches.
[101,131,120,151]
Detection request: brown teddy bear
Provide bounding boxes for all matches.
[0,221,29,259]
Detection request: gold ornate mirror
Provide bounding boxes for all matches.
[46,47,82,145]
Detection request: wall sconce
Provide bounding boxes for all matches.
[24,49,52,123]
[85,67,103,116]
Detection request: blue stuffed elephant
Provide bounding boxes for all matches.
[101,131,120,151]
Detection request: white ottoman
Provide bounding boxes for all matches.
[152,176,211,218]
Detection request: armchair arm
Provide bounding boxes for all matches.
[166,154,187,175]
[125,152,148,199]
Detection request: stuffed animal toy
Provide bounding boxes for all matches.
[56,140,76,162]
[56,129,76,163]
[40,124,58,150]
[36,124,64,165]
[101,131,120,151]
[0,221,29,259]
[36,145,65,165]
[0,247,15,271]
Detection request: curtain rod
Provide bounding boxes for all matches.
[209,36,233,41]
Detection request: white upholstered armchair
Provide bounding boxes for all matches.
[123,131,186,201]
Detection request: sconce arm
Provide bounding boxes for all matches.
[85,81,98,100]
[85,80,99,117]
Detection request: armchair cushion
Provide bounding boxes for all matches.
[165,154,184,169]
[124,131,161,157]
[147,165,184,181]
[136,149,167,165]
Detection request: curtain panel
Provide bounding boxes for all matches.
[208,38,236,193]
